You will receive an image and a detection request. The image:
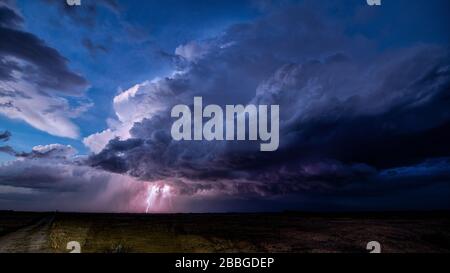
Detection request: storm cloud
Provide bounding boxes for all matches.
[0,2,89,138]
[0,132,149,212]
[0,130,10,141]
[84,4,450,209]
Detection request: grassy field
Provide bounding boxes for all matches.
[0,211,47,237]
[1,211,449,253]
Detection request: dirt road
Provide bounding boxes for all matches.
[0,215,54,253]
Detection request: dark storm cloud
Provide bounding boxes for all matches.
[0,57,21,81]
[0,145,16,156]
[86,4,450,203]
[0,130,14,157]
[0,29,88,94]
[0,158,149,212]
[0,5,88,94]
[0,133,77,190]
[0,132,77,159]
[0,3,22,28]
[0,130,11,141]
[0,3,89,138]
[250,46,450,170]
[0,131,148,212]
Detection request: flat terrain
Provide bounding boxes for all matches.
[0,211,449,253]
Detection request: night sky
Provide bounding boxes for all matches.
[0,0,449,212]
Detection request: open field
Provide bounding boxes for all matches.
[0,211,449,253]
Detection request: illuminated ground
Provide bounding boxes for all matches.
[0,211,449,253]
